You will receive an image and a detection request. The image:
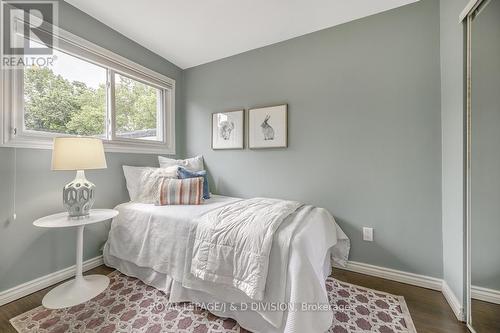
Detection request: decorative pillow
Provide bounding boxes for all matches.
[157,177,204,205]
[137,166,179,203]
[177,167,210,200]
[158,155,204,172]
[123,165,177,202]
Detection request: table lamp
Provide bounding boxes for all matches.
[51,137,107,217]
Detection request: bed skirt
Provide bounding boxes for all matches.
[104,253,334,333]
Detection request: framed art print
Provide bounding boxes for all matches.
[248,104,287,149]
[212,110,244,149]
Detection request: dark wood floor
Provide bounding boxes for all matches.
[471,299,500,333]
[0,265,490,333]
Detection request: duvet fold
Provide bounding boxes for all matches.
[190,198,303,300]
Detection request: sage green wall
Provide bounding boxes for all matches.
[0,0,474,299]
[440,0,468,307]
[0,1,182,292]
[182,0,443,277]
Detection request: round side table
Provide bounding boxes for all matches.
[33,209,118,309]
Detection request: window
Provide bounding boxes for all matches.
[1,25,175,154]
[24,47,107,138]
[114,73,162,141]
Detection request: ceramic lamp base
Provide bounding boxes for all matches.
[63,170,95,217]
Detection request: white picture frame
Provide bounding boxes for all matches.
[212,110,244,150]
[248,104,288,149]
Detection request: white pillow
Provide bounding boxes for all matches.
[123,165,177,202]
[158,155,204,172]
[137,167,181,203]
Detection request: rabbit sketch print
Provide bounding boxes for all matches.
[261,115,275,140]
[249,104,287,149]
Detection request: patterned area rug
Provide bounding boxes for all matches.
[10,271,416,333]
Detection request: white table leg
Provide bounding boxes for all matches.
[42,225,110,309]
[75,225,84,280]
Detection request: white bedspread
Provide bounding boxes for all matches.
[191,198,303,300]
[105,195,240,282]
[104,195,350,333]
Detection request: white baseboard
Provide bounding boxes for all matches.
[0,255,103,307]
[471,285,500,305]
[335,261,464,321]
[336,261,443,291]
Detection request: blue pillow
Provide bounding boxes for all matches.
[177,167,210,199]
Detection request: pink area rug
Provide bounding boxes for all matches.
[10,271,416,333]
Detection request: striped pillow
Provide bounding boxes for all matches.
[157,177,204,205]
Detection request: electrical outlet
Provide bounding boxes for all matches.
[363,227,373,242]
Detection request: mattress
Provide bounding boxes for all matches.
[104,195,350,333]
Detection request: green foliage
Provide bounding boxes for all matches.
[24,67,84,134]
[23,67,158,137]
[115,75,157,133]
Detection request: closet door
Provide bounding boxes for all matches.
[465,0,500,332]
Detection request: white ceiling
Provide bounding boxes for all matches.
[65,0,419,69]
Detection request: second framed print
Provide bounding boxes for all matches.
[248,104,287,149]
[212,110,244,149]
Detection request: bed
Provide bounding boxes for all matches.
[103,195,350,333]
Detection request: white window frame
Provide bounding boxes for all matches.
[0,23,176,154]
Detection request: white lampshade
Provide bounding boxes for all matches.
[52,137,107,171]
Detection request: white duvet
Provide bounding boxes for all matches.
[191,198,303,300]
[104,195,350,333]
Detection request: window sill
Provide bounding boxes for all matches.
[1,136,175,155]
